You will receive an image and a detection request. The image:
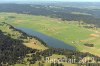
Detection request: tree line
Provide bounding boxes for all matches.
[0,4,100,27]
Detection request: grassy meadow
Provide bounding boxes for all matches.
[0,12,100,56]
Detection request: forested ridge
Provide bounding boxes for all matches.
[0,22,47,65]
[0,23,36,65]
[0,4,100,27]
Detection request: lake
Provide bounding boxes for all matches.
[17,27,76,51]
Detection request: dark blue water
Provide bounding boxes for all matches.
[17,27,76,51]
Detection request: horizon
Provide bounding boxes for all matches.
[0,0,100,3]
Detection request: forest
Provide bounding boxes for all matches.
[0,4,100,27]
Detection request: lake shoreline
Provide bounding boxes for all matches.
[16,27,76,51]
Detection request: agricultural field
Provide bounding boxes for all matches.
[0,13,100,56]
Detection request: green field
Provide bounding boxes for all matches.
[0,12,100,56]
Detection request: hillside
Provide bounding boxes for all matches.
[0,22,48,65]
[0,22,47,50]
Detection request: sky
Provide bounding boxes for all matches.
[0,0,100,2]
